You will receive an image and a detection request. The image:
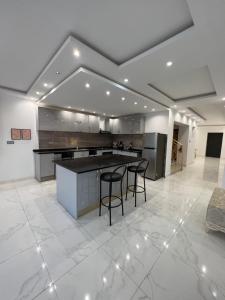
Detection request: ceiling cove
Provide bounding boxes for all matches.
[38,67,167,117]
[0,27,195,96]
[148,66,217,102]
[0,0,194,92]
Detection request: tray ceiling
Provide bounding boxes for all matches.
[41,68,164,117]
[1,0,225,123]
[149,66,216,101]
[0,0,193,91]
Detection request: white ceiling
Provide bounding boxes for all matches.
[150,66,216,100]
[193,102,225,125]
[1,0,225,123]
[42,68,163,116]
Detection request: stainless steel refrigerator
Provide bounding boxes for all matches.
[142,133,167,180]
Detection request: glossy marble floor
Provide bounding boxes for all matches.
[1,157,225,300]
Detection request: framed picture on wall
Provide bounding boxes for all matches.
[21,129,31,140]
[11,128,21,140]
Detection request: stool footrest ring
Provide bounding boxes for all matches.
[101,195,123,209]
[127,184,145,194]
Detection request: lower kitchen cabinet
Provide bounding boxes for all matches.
[74,151,89,159]
[113,150,139,157]
[34,153,55,182]
[34,149,140,182]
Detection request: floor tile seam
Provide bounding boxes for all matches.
[31,283,61,300]
[129,285,150,300]
[15,187,55,292]
[133,225,187,299]
[96,245,141,291]
[139,220,223,296]
[0,243,36,266]
[137,218,190,287]
[77,202,147,248]
[51,244,129,287]
[31,286,59,300]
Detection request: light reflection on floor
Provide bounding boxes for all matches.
[0,157,225,300]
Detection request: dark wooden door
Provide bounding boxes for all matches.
[206,133,223,158]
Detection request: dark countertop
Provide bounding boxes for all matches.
[33,147,142,154]
[55,154,142,174]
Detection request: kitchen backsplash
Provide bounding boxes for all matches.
[113,134,143,148]
[38,131,112,148]
[38,131,144,149]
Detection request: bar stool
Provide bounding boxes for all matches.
[99,165,126,226]
[126,159,149,207]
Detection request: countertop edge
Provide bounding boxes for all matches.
[33,147,143,154]
[55,155,142,174]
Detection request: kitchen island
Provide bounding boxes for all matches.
[55,154,142,219]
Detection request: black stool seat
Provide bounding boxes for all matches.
[127,166,145,173]
[101,172,122,182]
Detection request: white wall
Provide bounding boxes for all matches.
[196,126,225,158]
[145,110,169,134]
[0,90,38,182]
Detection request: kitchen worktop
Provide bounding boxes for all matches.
[33,147,142,154]
[55,154,142,174]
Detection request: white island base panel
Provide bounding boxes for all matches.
[56,165,78,218]
[56,164,136,219]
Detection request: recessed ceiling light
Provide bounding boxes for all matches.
[222,97,225,101]
[134,102,138,105]
[106,91,110,96]
[81,108,85,111]
[124,78,129,83]
[93,111,96,114]
[36,91,41,95]
[43,83,49,88]
[85,83,90,88]
[166,61,173,67]
[152,108,156,112]
[56,71,60,75]
[73,48,80,58]
[144,105,148,109]
[68,106,71,109]
[103,113,106,116]
[121,97,125,101]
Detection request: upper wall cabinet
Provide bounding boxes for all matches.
[38,107,99,133]
[88,115,100,133]
[71,112,89,132]
[110,115,145,134]
[38,107,144,134]
[38,107,61,131]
